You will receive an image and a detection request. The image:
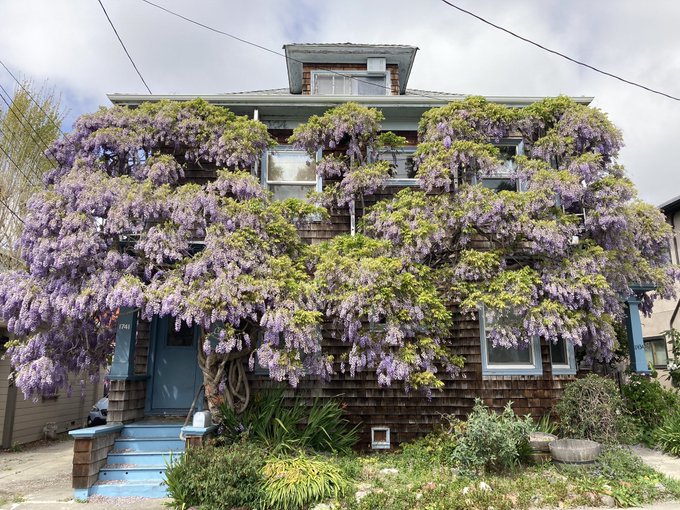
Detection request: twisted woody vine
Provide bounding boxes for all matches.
[0,96,676,415]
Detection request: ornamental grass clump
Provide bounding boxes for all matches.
[449,399,534,475]
[217,389,359,454]
[260,454,348,510]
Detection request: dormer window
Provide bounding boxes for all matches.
[312,71,389,96]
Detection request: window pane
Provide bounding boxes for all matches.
[315,75,334,95]
[487,342,533,365]
[268,152,316,182]
[168,323,194,347]
[645,338,668,367]
[496,145,517,176]
[269,184,315,201]
[390,151,416,179]
[357,76,387,96]
[550,338,568,365]
[482,178,517,192]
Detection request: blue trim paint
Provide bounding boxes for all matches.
[109,307,138,379]
[550,341,577,376]
[69,423,124,438]
[181,425,217,437]
[626,295,651,373]
[74,488,89,501]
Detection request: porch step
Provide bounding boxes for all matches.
[107,450,179,466]
[89,479,168,498]
[119,424,183,439]
[114,437,185,452]
[89,424,187,499]
[98,465,167,482]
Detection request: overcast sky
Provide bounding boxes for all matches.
[1,0,678,205]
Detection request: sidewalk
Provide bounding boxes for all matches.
[0,438,168,510]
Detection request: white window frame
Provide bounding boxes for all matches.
[261,147,322,200]
[549,338,577,375]
[311,70,390,96]
[475,138,525,192]
[383,146,418,186]
[479,305,542,376]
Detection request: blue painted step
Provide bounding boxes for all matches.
[107,451,179,466]
[119,424,183,439]
[114,437,185,452]
[99,465,167,482]
[89,480,168,498]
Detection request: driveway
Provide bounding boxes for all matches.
[0,438,169,510]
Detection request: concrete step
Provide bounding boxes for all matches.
[113,437,185,452]
[89,479,168,498]
[119,424,183,439]
[107,450,182,466]
[98,465,167,482]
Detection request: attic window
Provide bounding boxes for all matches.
[312,71,389,96]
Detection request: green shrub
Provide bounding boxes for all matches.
[654,412,680,456]
[555,374,627,443]
[164,440,266,510]
[260,454,348,510]
[449,399,534,475]
[622,374,680,429]
[218,390,358,454]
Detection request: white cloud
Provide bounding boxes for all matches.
[1,0,678,203]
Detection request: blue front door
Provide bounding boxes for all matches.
[148,317,203,413]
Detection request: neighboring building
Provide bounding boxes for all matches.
[69,43,655,499]
[0,323,102,448]
[641,196,680,385]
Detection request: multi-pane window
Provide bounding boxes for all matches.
[644,337,669,368]
[481,140,524,192]
[312,72,388,96]
[376,147,417,185]
[479,306,542,376]
[263,149,318,201]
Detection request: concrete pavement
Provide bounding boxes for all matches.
[0,437,168,509]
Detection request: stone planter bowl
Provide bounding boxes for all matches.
[549,438,602,464]
[529,432,557,453]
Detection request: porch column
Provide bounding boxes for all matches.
[625,295,650,374]
[109,307,138,379]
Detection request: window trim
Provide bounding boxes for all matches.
[261,147,322,199]
[479,306,543,376]
[549,338,577,375]
[311,70,390,96]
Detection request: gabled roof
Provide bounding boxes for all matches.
[283,43,419,95]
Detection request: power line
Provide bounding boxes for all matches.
[138,0,446,101]
[439,0,680,103]
[0,192,24,224]
[98,0,153,94]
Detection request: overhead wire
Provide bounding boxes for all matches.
[138,0,447,101]
[97,0,153,94]
[438,0,680,102]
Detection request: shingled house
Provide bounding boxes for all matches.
[69,43,652,499]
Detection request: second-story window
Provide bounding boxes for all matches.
[312,71,388,96]
[262,148,319,201]
[481,139,524,192]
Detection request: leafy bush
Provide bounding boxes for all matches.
[449,399,534,475]
[555,374,627,443]
[164,441,266,510]
[218,389,359,454]
[654,412,680,456]
[622,374,680,429]
[260,454,348,510]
